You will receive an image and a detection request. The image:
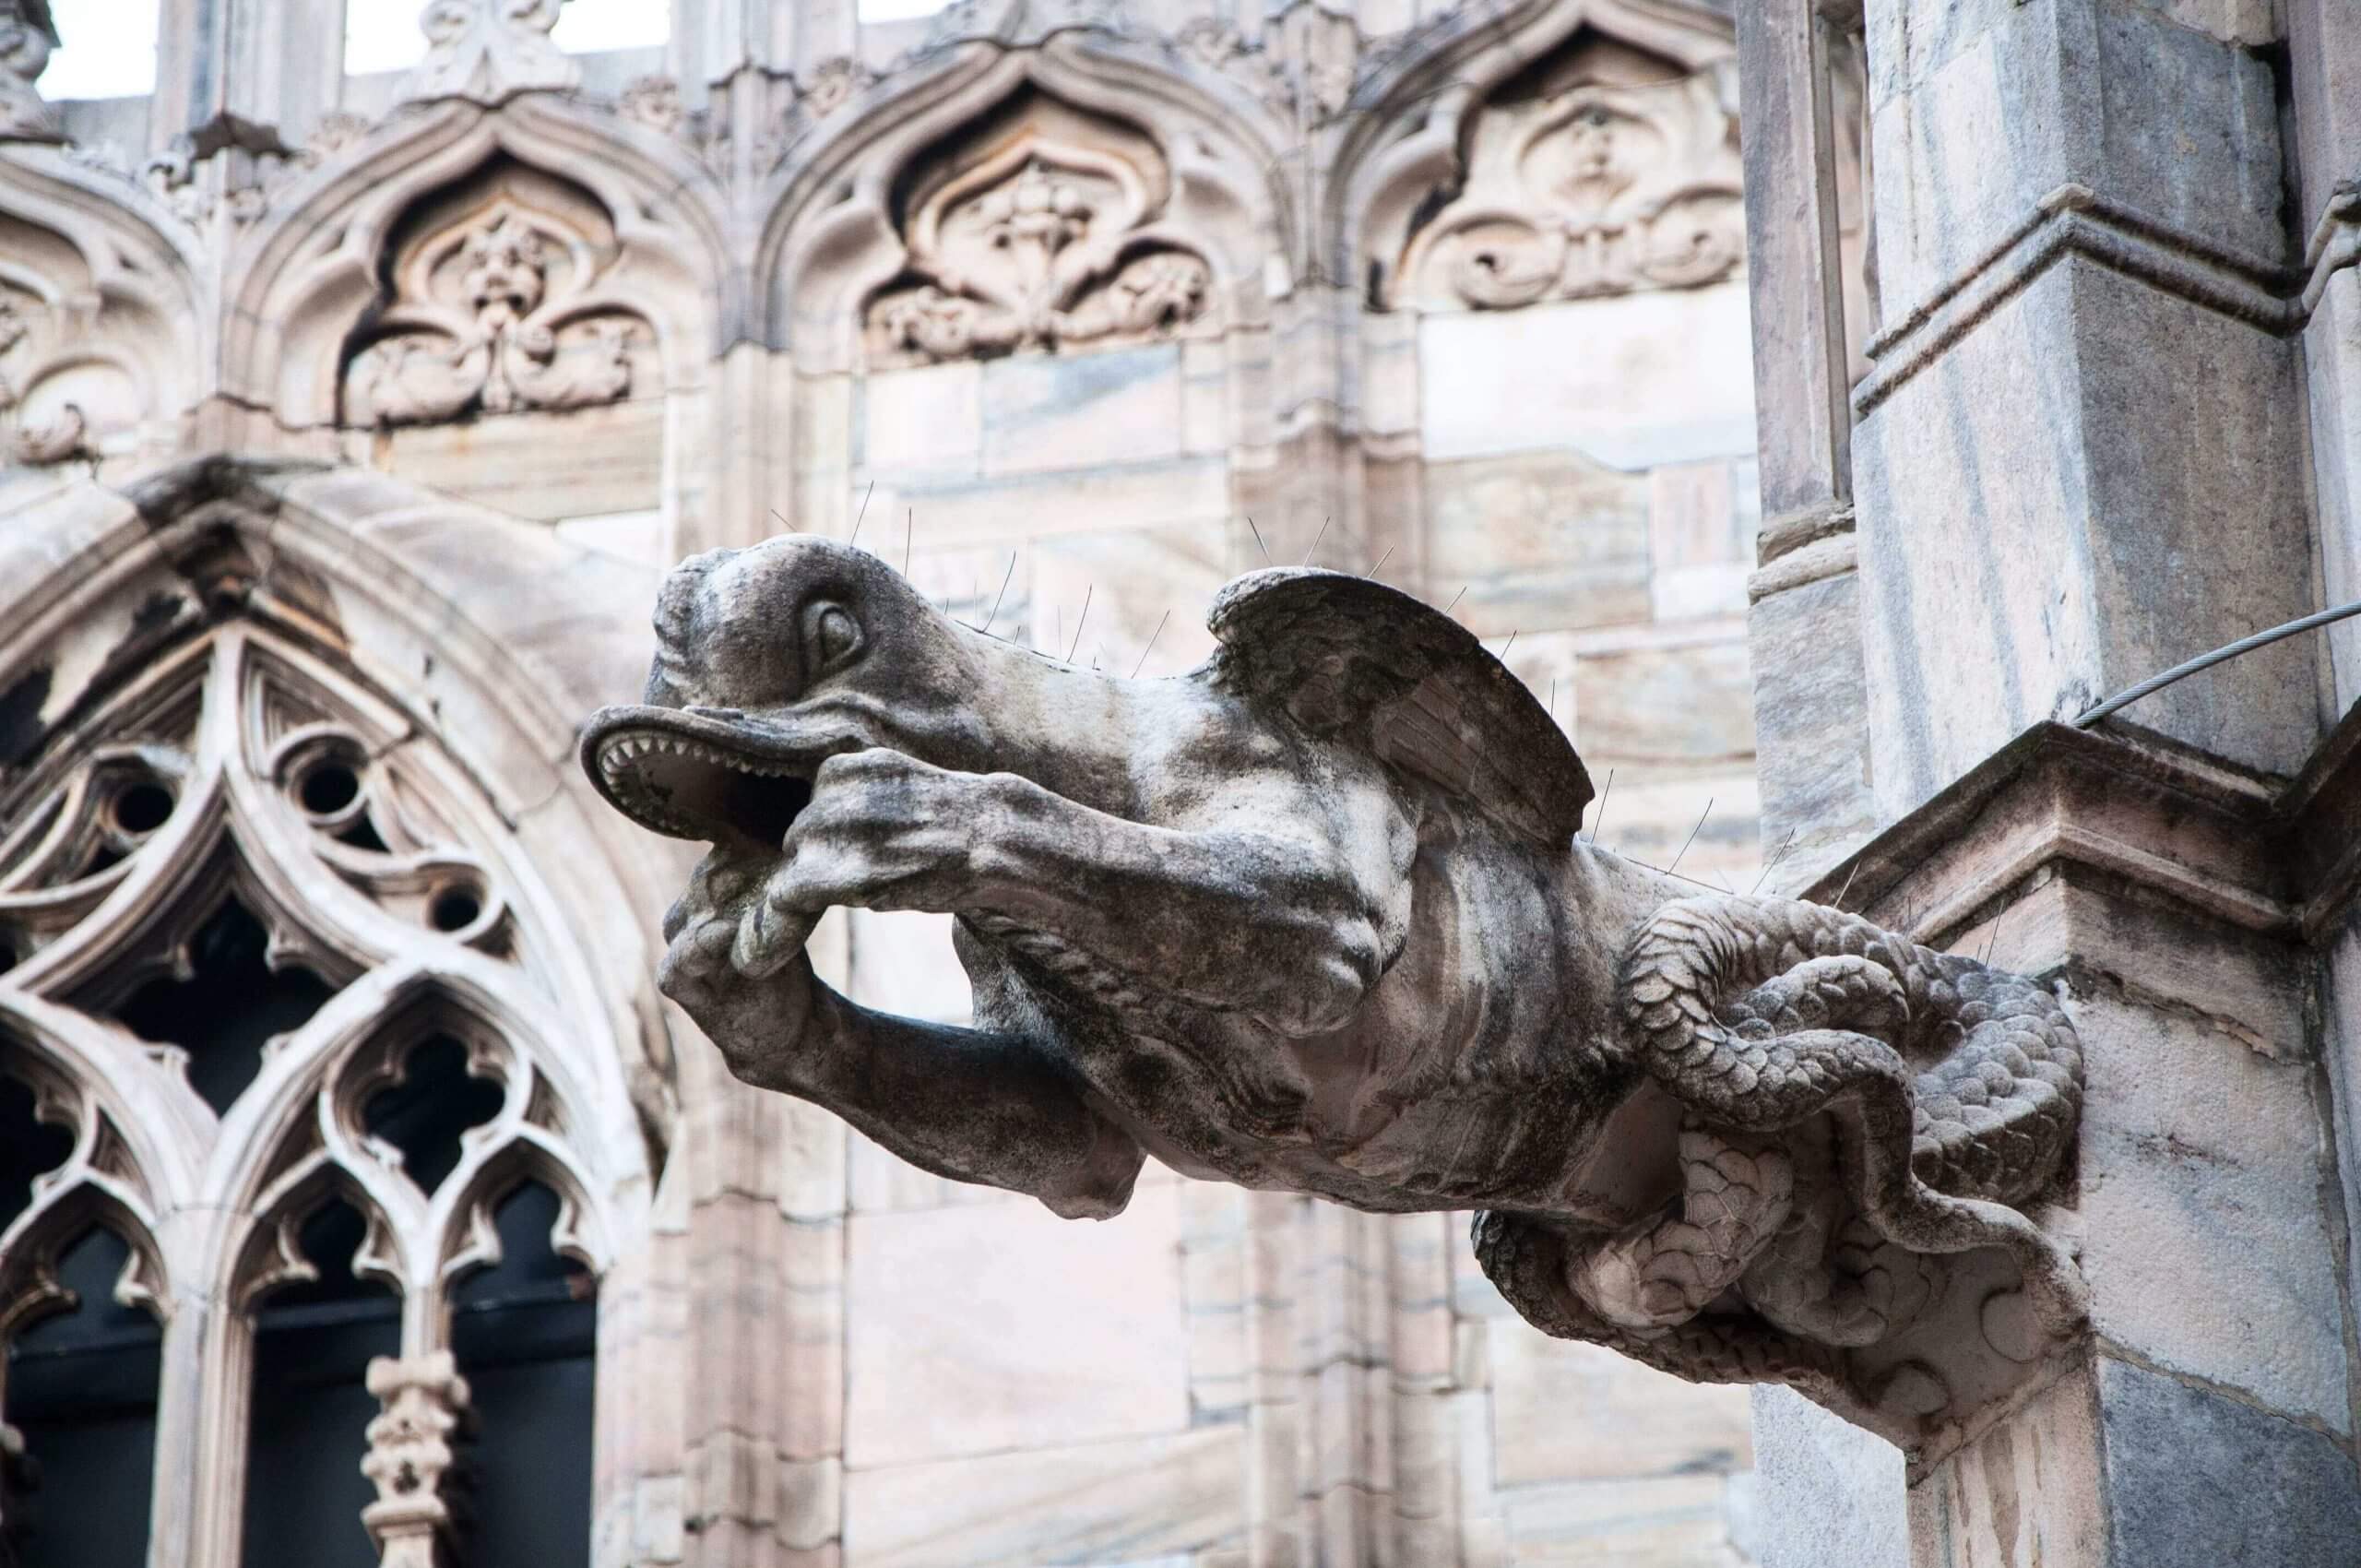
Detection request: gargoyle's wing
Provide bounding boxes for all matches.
[1205,568,1593,849]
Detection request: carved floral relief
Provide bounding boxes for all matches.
[1394,47,1743,311]
[343,177,654,428]
[866,105,1216,365]
[0,1,61,145]
[399,0,580,108]
[0,253,149,466]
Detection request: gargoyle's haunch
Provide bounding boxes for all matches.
[582,537,2087,1466]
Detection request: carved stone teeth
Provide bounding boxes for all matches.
[601,731,801,784]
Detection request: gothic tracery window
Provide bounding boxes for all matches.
[0,612,624,1566]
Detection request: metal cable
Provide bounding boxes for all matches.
[2071,600,2361,729]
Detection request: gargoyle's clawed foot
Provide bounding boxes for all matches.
[1567,1128,1795,1332]
[659,848,825,1088]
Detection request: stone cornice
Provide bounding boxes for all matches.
[1852,184,2354,416]
[1749,517,1856,600]
[1803,718,2361,951]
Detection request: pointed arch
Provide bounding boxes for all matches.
[220,94,736,431]
[0,459,677,1184]
[1332,0,1737,305]
[754,34,1297,367]
[0,144,206,466]
[0,1181,169,1344]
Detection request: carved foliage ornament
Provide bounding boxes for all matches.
[344,190,651,428]
[617,74,683,137]
[868,132,1214,364]
[1397,62,1743,310]
[400,0,580,108]
[761,57,878,170]
[0,0,60,144]
[0,294,80,461]
[0,264,149,466]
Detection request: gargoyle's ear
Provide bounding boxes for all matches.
[1206,568,1593,849]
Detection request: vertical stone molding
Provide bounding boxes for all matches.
[361,1352,472,1568]
[1848,0,2320,808]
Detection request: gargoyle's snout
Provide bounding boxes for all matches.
[581,704,827,848]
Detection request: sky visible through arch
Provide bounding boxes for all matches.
[39,0,678,101]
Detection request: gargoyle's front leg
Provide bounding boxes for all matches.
[661,849,1145,1219]
[742,749,1407,1037]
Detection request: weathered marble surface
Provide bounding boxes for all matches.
[585,537,2090,1469]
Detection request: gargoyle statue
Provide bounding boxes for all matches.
[583,537,2087,1467]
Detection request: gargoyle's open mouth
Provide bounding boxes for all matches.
[580,705,824,847]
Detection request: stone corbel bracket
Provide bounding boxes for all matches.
[1797,714,2361,1478]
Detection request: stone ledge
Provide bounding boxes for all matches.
[1748,529,1855,601]
[1855,184,2310,417]
[1807,721,2304,951]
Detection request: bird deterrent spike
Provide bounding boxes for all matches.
[1830,858,1862,912]
[849,480,874,549]
[1067,585,1093,662]
[1133,610,1171,678]
[1302,516,1331,566]
[1247,516,1272,564]
[1667,798,1714,877]
[1366,544,1395,580]
[1751,831,1798,896]
[1586,767,1616,846]
[977,552,1016,636]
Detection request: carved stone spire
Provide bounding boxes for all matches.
[397,0,580,109]
[360,1352,471,1568]
[0,0,62,146]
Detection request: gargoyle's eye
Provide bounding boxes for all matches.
[802,600,863,674]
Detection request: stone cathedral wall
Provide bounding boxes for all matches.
[0,1,1864,1562]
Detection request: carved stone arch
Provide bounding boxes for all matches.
[0,461,682,1182]
[0,147,204,468]
[0,1017,182,1256]
[222,95,734,431]
[756,38,1290,370]
[0,1182,170,1347]
[1334,0,1737,308]
[228,1159,409,1313]
[433,1128,610,1293]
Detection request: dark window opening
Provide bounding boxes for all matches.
[0,1072,75,1234]
[299,763,361,817]
[449,1182,595,1568]
[110,783,174,837]
[429,887,481,934]
[112,897,336,1116]
[243,1199,400,1568]
[5,1226,160,1568]
[337,814,391,853]
[362,1035,504,1196]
